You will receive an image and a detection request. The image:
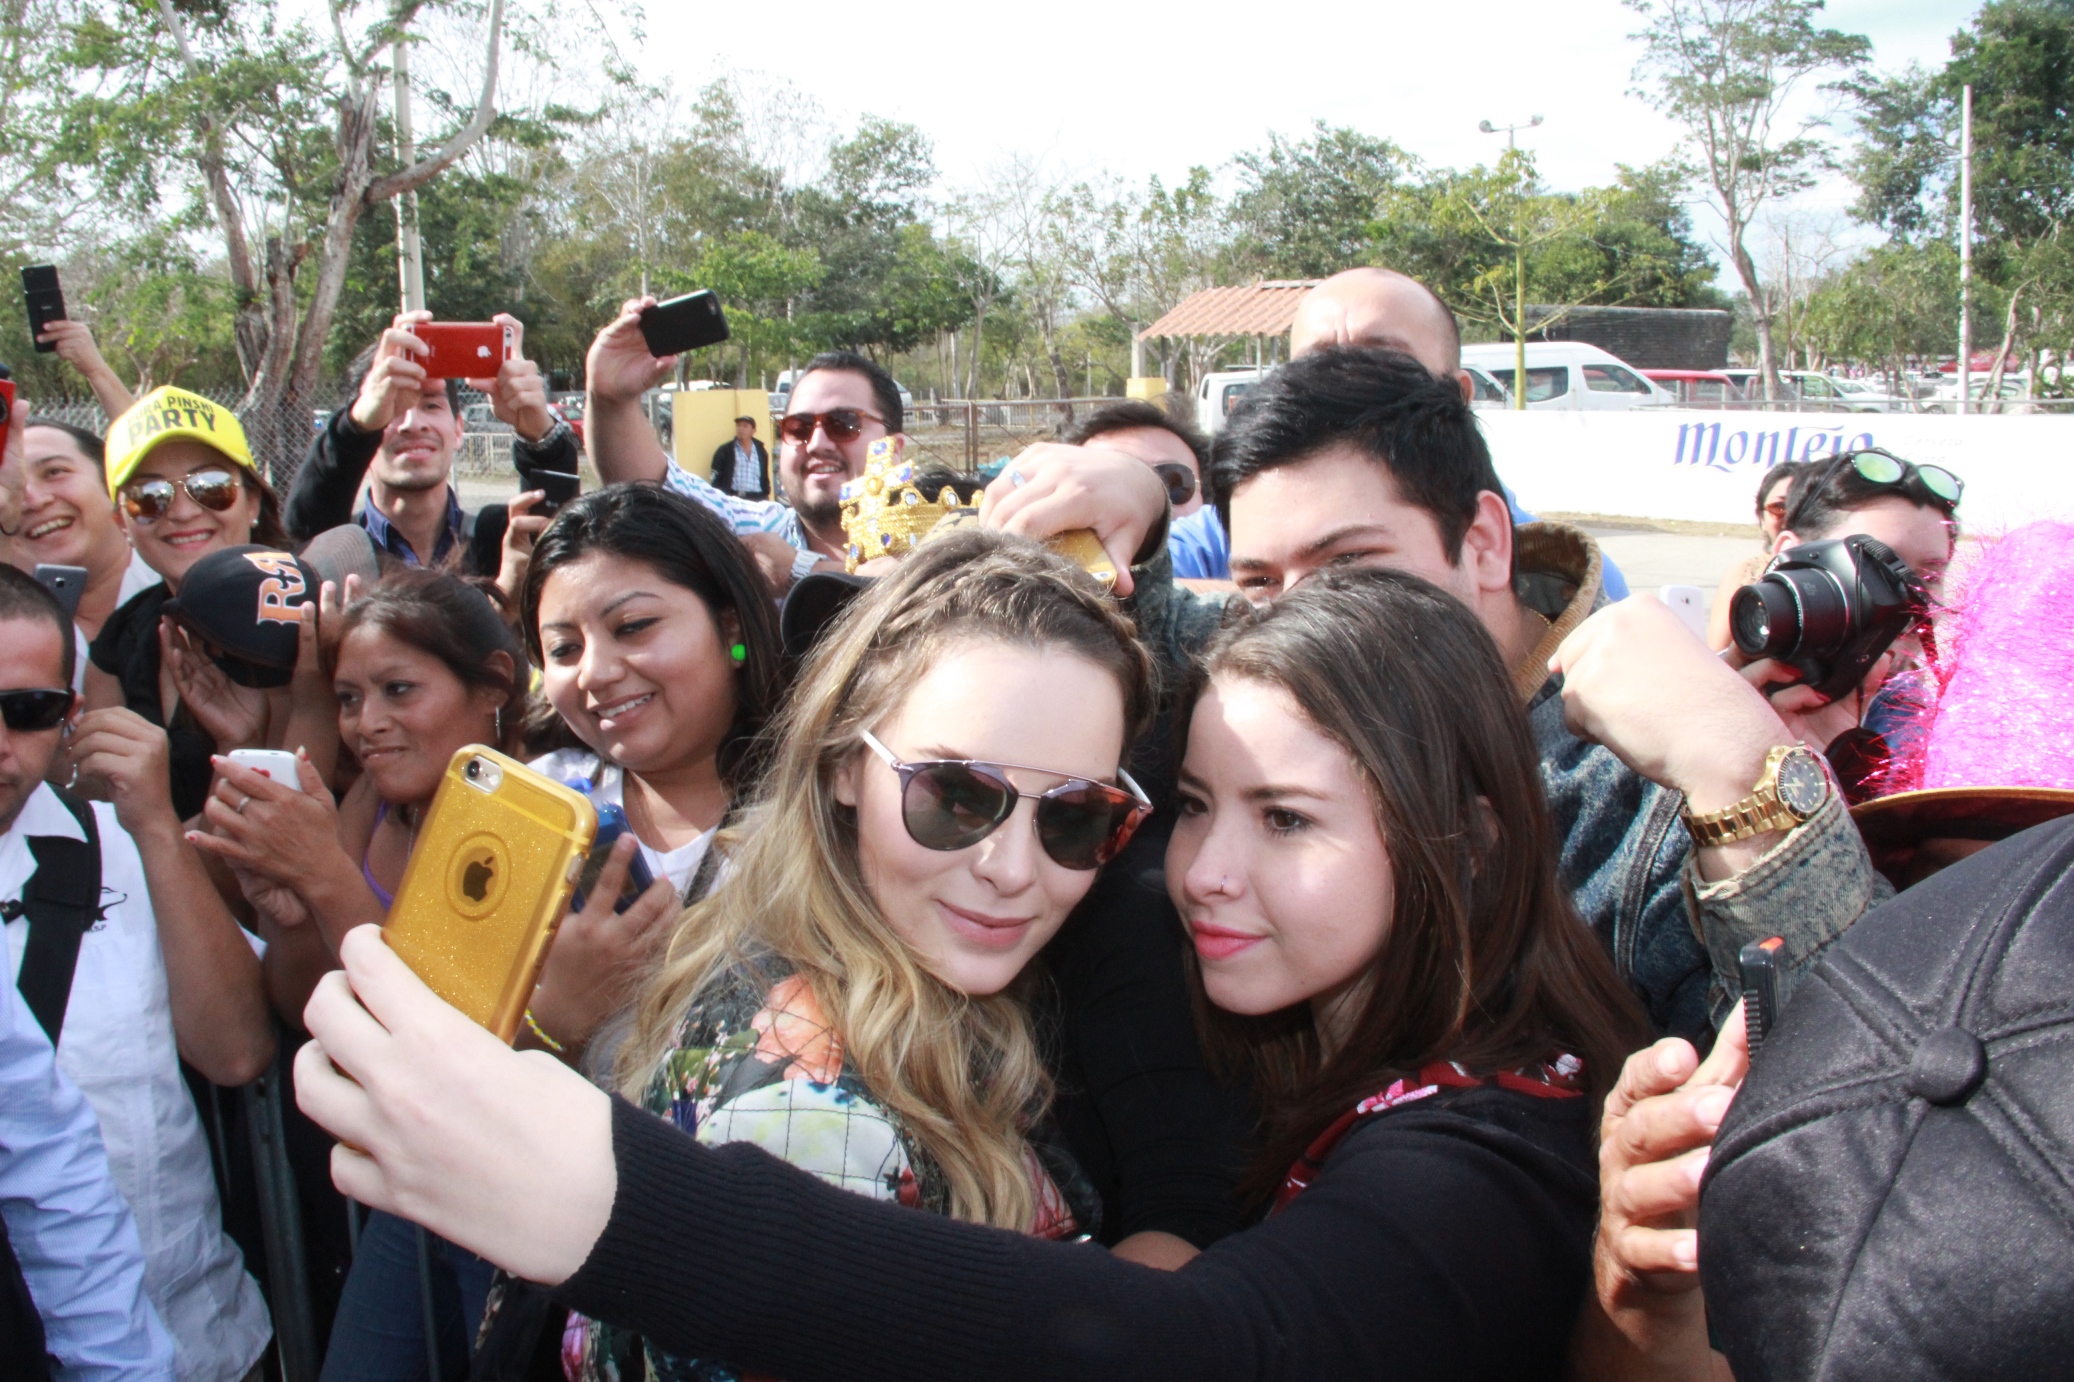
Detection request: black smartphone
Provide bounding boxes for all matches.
[533,469,580,518]
[22,266,65,354]
[1739,936,1786,1056]
[638,290,729,357]
[33,565,87,623]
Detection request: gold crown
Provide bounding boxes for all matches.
[839,440,962,572]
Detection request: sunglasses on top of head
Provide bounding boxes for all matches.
[0,688,74,733]
[777,408,886,445]
[119,468,243,523]
[860,729,1152,871]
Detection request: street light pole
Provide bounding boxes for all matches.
[1479,116,1543,410]
[1958,84,1974,417]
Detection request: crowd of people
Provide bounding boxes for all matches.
[0,261,2060,1382]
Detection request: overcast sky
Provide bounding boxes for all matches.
[630,0,1979,281]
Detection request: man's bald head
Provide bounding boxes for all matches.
[1290,268,1463,377]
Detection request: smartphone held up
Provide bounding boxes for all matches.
[638,290,730,357]
[408,320,517,380]
[383,747,597,1043]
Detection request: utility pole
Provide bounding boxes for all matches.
[1479,115,1543,409]
[392,36,427,313]
[1957,84,1974,417]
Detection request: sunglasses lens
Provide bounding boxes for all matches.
[1154,464,1197,506]
[778,414,814,443]
[902,763,1015,851]
[124,481,174,521]
[186,469,242,511]
[1036,786,1135,870]
[0,689,72,732]
[1853,453,1905,485]
[1919,466,1962,504]
[821,409,865,441]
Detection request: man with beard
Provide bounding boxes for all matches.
[583,298,906,596]
[287,310,577,584]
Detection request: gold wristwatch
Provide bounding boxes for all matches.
[1682,744,1829,848]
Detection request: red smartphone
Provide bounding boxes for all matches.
[409,321,515,380]
[0,376,14,429]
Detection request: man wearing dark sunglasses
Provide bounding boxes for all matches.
[0,566,275,1380]
[1064,402,1210,520]
[586,300,906,593]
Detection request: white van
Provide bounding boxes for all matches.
[1195,367,1266,434]
[1458,342,1670,411]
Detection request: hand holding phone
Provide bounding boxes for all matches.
[226,748,304,785]
[33,565,88,623]
[22,266,64,354]
[532,470,581,519]
[571,802,658,914]
[637,291,729,357]
[409,320,517,382]
[383,747,597,1043]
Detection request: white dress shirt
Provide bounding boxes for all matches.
[1,784,271,1382]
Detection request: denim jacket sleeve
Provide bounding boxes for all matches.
[1685,792,1892,1030]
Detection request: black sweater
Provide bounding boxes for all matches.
[558,1084,1598,1381]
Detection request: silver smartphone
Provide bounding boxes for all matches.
[33,565,87,623]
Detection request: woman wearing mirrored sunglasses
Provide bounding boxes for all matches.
[296,566,1652,1382]
[83,403,295,820]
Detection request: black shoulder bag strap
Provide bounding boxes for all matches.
[0,1212,53,1382]
[13,788,102,1047]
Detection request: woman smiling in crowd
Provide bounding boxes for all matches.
[17,418,155,645]
[296,564,1649,1381]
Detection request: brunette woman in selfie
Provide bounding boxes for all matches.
[516,484,782,1058]
[299,565,1651,1381]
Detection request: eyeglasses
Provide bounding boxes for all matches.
[1762,497,1790,520]
[777,408,885,445]
[120,468,243,522]
[860,729,1151,871]
[1151,463,1199,508]
[0,688,73,732]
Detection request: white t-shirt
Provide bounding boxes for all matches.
[530,749,717,898]
[1,784,273,1382]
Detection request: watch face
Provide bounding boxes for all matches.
[1776,750,1829,817]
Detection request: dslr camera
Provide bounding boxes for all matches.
[1730,534,1928,701]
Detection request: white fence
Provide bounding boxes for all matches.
[1481,410,2074,534]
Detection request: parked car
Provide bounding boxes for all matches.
[1642,369,1746,407]
[1462,364,1511,407]
[1457,342,1671,411]
[1195,367,1266,434]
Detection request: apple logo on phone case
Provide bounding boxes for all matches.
[448,835,508,917]
[475,345,491,359]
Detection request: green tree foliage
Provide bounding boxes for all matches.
[1228,123,1408,278]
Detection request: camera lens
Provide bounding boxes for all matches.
[1731,581,1800,658]
[465,759,481,780]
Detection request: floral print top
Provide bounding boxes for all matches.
[562,959,1095,1382]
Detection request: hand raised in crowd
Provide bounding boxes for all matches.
[473,313,555,442]
[496,491,551,616]
[348,309,435,434]
[1570,1009,1747,1382]
[34,318,135,415]
[190,751,347,901]
[66,707,179,837]
[978,441,1169,597]
[161,618,270,752]
[0,390,24,538]
[523,835,679,1060]
[1551,598,1799,878]
[298,924,617,1285]
[585,297,676,404]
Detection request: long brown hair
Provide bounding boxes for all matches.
[618,528,1153,1229]
[1179,569,1648,1202]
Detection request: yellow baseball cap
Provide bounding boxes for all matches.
[106,387,257,496]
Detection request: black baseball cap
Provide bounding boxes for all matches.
[1699,815,2074,1380]
[779,570,871,666]
[164,545,317,688]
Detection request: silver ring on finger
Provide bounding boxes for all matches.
[236,796,251,814]
[1008,467,1029,488]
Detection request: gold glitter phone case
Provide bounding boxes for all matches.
[383,746,598,1043]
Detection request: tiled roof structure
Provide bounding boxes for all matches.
[1138,281,1320,340]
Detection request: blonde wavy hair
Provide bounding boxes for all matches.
[618,528,1155,1230]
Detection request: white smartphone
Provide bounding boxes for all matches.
[226,748,303,786]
